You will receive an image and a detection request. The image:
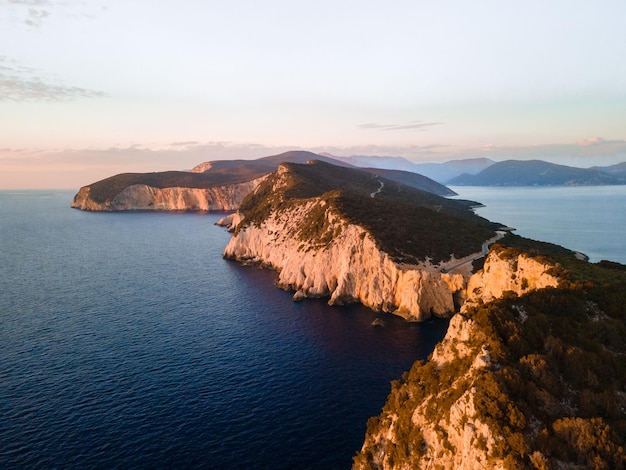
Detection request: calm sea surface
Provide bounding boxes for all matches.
[0,190,448,469]
[2,187,623,468]
[450,185,626,264]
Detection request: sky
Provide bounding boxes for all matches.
[1,0,626,189]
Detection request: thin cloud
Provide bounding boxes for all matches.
[0,57,106,102]
[169,141,201,147]
[24,7,50,27]
[7,0,49,5]
[5,0,103,28]
[7,0,49,4]
[6,0,51,28]
[358,120,443,131]
[358,123,391,129]
[576,137,626,147]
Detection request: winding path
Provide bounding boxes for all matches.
[370,179,384,198]
[440,231,507,273]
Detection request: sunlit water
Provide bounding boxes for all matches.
[450,185,626,264]
[0,191,448,469]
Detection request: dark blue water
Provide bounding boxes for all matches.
[0,191,448,469]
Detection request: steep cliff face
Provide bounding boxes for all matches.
[224,197,471,321]
[354,252,626,469]
[356,317,503,469]
[71,177,265,211]
[465,248,560,304]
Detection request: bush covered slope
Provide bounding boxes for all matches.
[355,241,626,469]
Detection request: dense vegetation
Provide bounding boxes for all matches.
[237,161,499,263]
[355,245,626,469]
[335,192,495,263]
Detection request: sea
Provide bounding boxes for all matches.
[1,186,624,469]
[450,185,626,264]
[0,190,447,469]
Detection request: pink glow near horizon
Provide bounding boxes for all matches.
[1,1,626,188]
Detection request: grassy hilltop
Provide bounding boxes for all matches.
[236,160,499,264]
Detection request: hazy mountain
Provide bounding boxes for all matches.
[417,158,496,183]
[448,159,626,186]
[591,161,626,179]
[323,154,495,183]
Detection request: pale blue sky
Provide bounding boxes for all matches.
[1,0,626,188]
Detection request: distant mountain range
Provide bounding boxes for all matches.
[448,159,626,186]
[73,150,626,209]
[324,154,494,183]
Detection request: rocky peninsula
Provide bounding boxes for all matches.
[220,159,626,469]
[222,160,498,321]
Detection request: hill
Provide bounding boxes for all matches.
[449,159,626,186]
[71,151,456,210]
[592,161,626,180]
[355,167,456,196]
[190,150,350,173]
[192,151,454,195]
[233,160,497,265]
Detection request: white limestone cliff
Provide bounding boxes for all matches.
[215,212,244,232]
[224,197,475,322]
[465,249,560,305]
[71,177,265,211]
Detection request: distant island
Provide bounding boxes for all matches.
[71,153,626,468]
[449,159,626,186]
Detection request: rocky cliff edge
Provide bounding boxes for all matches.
[224,197,472,321]
[354,250,626,469]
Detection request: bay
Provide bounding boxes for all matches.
[0,191,447,469]
[450,185,626,264]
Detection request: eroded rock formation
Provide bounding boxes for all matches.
[224,196,484,321]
